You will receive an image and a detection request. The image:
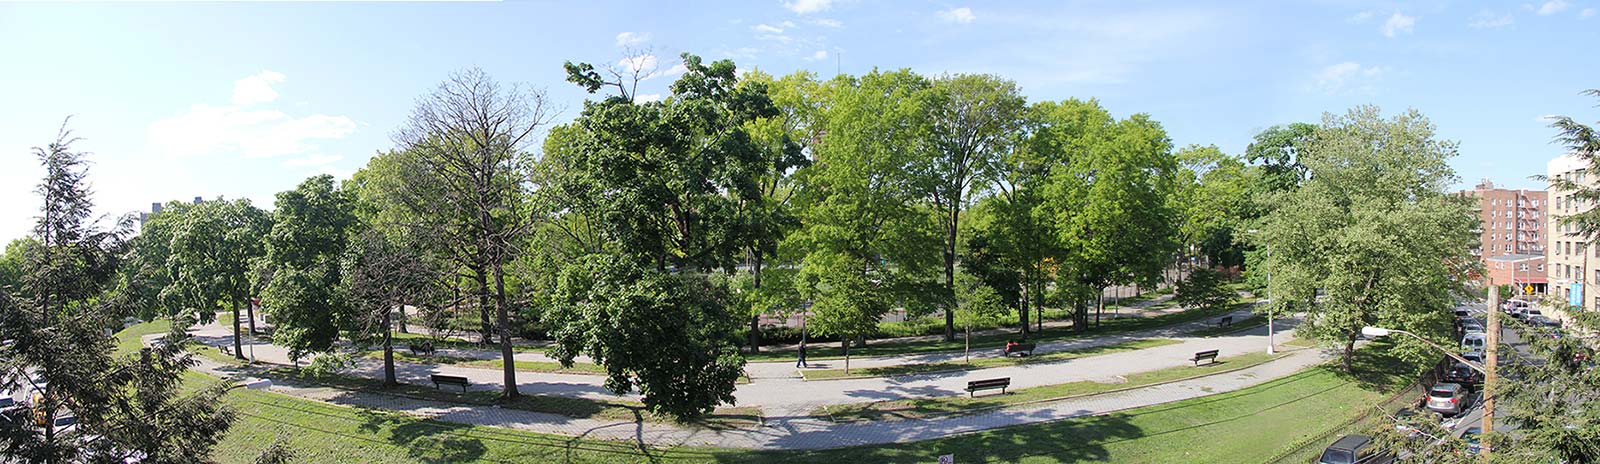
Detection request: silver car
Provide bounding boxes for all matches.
[1426,383,1467,416]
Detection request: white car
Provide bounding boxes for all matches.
[1461,332,1487,352]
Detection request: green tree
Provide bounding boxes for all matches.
[0,122,234,463]
[161,198,271,360]
[1041,101,1180,330]
[913,73,1027,341]
[261,175,358,362]
[1253,106,1478,370]
[1173,145,1256,268]
[786,70,943,373]
[543,53,768,418]
[1174,267,1233,311]
[119,202,193,321]
[1244,122,1315,194]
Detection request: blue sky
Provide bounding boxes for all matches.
[1,0,1596,243]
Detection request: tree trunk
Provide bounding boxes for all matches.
[398,303,409,334]
[232,302,245,360]
[475,267,492,345]
[246,299,258,335]
[748,253,763,354]
[1342,331,1358,373]
[1095,290,1103,327]
[494,261,518,399]
[843,340,851,375]
[1018,276,1031,339]
[943,206,958,342]
[383,305,397,386]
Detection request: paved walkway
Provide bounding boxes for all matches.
[189,335,1328,450]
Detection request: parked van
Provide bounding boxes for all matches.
[1461,332,1488,352]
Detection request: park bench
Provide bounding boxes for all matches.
[965,377,1011,397]
[1003,342,1036,357]
[430,374,470,392]
[1214,316,1233,328]
[408,342,436,357]
[1190,349,1220,366]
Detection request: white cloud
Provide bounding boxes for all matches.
[1315,61,1385,94]
[1348,11,1375,22]
[1582,7,1595,18]
[636,94,663,103]
[1382,12,1415,37]
[753,22,796,43]
[231,70,285,105]
[806,50,829,61]
[1538,0,1570,15]
[615,31,650,47]
[659,63,688,78]
[1468,10,1514,28]
[753,23,786,34]
[783,0,832,14]
[618,54,658,73]
[809,18,843,28]
[938,7,976,24]
[150,71,356,159]
[283,154,342,168]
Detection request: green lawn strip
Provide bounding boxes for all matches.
[256,366,761,429]
[1187,314,1268,338]
[746,300,1253,363]
[389,331,546,353]
[114,318,173,354]
[814,351,1280,421]
[363,351,608,375]
[800,338,1183,380]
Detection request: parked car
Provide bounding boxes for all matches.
[1520,308,1543,322]
[1426,383,1469,416]
[1528,315,1560,329]
[1461,332,1487,352]
[1459,320,1485,335]
[1440,361,1482,387]
[1461,351,1484,365]
[1318,434,1394,464]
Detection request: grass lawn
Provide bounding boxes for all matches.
[799,338,1182,380]
[363,351,609,376]
[815,351,1280,421]
[747,300,1252,363]
[114,318,173,353]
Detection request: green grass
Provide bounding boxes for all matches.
[363,351,609,375]
[800,338,1183,380]
[257,365,761,429]
[114,318,173,354]
[815,351,1280,421]
[746,300,1252,363]
[1187,314,1268,338]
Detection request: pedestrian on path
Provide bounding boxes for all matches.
[796,341,808,368]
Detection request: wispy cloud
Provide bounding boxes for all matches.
[809,18,843,28]
[1381,12,1415,37]
[783,0,832,14]
[753,21,796,43]
[151,71,355,158]
[1468,10,1514,28]
[1582,8,1595,18]
[232,71,285,105]
[806,50,829,61]
[938,7,976,24]
[1538,0,1570,15]
[283,154,342,168]
[1315,61,1385,95]
[615,31,650,47]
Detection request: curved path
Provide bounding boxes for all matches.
[169,307,1333,449]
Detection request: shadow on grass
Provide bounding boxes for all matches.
[713,410,1143,464]
[1335,340,1421,393]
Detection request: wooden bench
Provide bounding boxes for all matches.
[431,374,470,392]
[1003,343,1036,357]
[1214,316,1233,328]
[1190,349,1220,366]
[408,342,436,357]
[965,377,1011,397]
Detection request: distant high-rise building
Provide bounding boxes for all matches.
[1461,178,1546,294]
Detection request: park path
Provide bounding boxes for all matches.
[186,333,1328,450]
[178,306,1294,418]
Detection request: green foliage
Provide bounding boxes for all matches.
[0,124,233,463]
[1174,268,1233,311]
[260,175,358,361]
[1173,145,1256,268]
[1539,89,1600,241]
[1253,106,1477,369]
[161,198,271,323]
[1244,122,1315,194]
[544,255,744,421]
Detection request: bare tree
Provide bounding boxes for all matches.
[392,68,555,399]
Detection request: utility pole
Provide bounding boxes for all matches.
[1483,278,1499,459]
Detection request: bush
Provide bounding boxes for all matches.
[1176,268,1234,311]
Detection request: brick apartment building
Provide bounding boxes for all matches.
[1463,179,1547,294]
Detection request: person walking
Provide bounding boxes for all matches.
[796,341,809,368]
